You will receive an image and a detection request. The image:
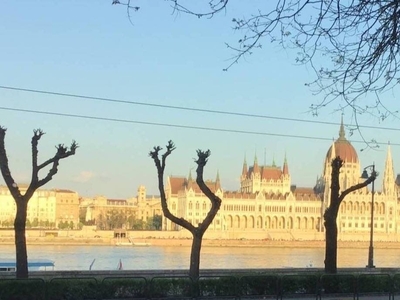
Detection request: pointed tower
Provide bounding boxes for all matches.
[338,115,346,141]
[241,155,247,178]
[253,153,260,174]
[281,153,291,194]
[187,169,193,190]
[283,153,289,175]
[250,152,261,193]
[215,170,221,190]
[383,143,395,196]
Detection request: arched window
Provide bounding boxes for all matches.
[360,202,365,214]
[380,203,385,214]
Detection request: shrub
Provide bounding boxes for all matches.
[239,275,278,297]
[320,274,355,296]
[46,278,99,300]
[197,276,237,298]
[100,277,147,299]
[150,276,193,298]
[358,274,391,294]
[280,274,319,296]
[0,279,45,300]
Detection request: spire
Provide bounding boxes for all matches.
[215,170,221,190]
[187,169,193,189]
[188,169,193,182]
[264,148,267,166]
[283,153,289,175]
[386,142,393,165]
[338,115,346,140]
[253,153,259,173]
[242,155,247,177]
[383,143,395,195]
[272,154,276,167]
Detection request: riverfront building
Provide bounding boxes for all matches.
[82,185,161,229]
[163,120,400,242]
[0,186,79,228]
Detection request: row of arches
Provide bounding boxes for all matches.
[340,201,387,215]
[224,215,322,230]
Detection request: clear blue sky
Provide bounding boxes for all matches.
[0,1,399,198]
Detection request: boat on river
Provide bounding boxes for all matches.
[0,259,55,271]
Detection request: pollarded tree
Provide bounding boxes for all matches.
[324,156,376,274]
[149,141,221,279]
[0,127,77,278]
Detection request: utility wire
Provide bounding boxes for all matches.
[1,85,399,132]
[0,106,398,147]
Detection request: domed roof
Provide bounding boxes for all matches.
[326,120,358,163]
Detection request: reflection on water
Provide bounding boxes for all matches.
[0,245,399,270]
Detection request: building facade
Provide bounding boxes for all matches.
[0,186,79,228]
[322,122,399,239]
[163,120,400,242]
[82,185,161,230]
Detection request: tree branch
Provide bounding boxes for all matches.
[35,141,78,189]
[0,126,21,199]
[195,149,222,232]
[149,141,195,231]
[111,0,400,119]
[339,171,377,202]
[170,0,229,19]
[31,129,45,184]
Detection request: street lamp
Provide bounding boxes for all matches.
[361,164,376,269]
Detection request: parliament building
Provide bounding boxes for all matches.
[163,120,400,242]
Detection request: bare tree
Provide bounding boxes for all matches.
[324,156,376,274]
[149,141,221,279]
[0,127,77,278]
[114,1,400,119]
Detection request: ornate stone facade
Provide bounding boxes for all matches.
[163,120,400,242]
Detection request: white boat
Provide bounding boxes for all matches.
[0,259,55,271]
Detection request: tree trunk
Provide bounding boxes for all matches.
[324,215,338,273]
[15,199,28,279]
[323,156,375,274]
[189,231,203,280]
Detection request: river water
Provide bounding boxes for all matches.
[0,245,399,271]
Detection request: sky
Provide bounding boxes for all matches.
[0,1,399,199]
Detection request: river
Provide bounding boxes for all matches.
[0,245,399,271]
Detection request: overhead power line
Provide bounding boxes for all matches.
[0,85,399,132]
[0,106,398,147]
